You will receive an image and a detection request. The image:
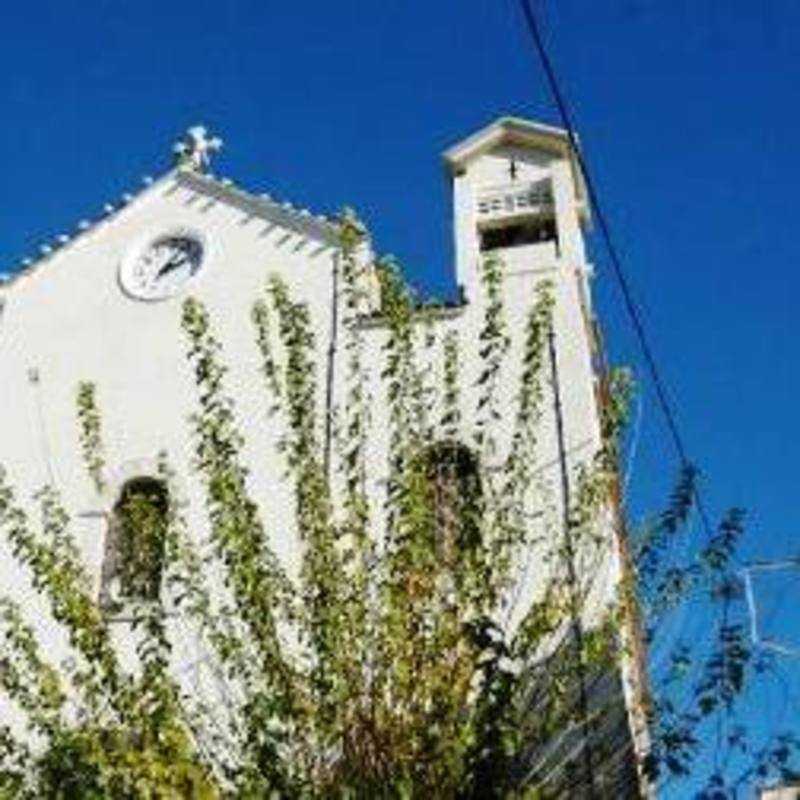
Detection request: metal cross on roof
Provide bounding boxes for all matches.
[173,125,223,171]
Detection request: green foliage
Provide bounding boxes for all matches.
[76,383,105,494]
[0,219,790,797]
[114,479,168,602]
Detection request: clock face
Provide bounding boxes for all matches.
[120,233,205,300]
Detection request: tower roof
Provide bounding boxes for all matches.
[442,116,587,203]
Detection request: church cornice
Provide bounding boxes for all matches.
[176,168,339,246]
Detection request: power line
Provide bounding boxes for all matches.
[516,0,715,540]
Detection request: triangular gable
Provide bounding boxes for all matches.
[0,166,341,293]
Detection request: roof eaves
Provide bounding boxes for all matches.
[442,115,575,174]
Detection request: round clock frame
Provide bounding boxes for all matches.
[118,227,209,301]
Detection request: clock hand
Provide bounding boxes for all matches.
[156,255,188,279]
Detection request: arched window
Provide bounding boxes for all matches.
[101,476,168,607]
[420,441,482,561]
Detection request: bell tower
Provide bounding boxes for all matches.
[443,117,611,625]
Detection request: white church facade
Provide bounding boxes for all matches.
[0,117,645,793]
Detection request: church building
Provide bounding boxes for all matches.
[0,116,645,795]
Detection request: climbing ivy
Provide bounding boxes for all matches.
[76,382,105,494]
[0,215,793,797]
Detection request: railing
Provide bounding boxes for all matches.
[475,179,553,220]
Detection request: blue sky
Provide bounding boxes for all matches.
[2,0,799,793]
